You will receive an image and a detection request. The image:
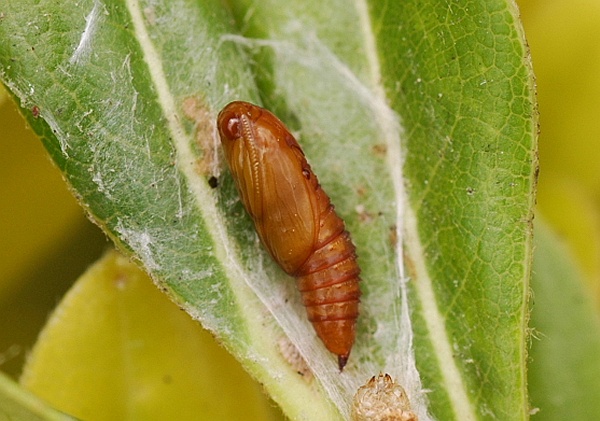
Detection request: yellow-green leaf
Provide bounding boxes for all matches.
[20,250,278,421]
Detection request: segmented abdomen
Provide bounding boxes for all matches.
[294,189,361,371]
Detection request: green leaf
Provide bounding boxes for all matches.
[0,0,537,419]
[529,220,600,420]
[0,371,76,421]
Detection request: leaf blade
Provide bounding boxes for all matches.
[529,220,600,420]
[372,0,537,419]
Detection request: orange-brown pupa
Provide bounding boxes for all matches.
[217,101,361,370]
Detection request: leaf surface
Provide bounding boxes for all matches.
[529,221,600,420]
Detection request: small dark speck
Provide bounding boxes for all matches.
[162,374,173,384]
[208,176,218,188]
[32,105,40,118]
[372,143,387,156]
[389,224,398,247]
[466,187,475,196]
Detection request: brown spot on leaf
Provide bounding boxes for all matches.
[182,96,219,180]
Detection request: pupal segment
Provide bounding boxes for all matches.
[217,101,361,370]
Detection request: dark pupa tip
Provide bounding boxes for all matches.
[338,354,349,371]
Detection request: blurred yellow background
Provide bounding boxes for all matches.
[519,0,600,301]
[0,86,109,377]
